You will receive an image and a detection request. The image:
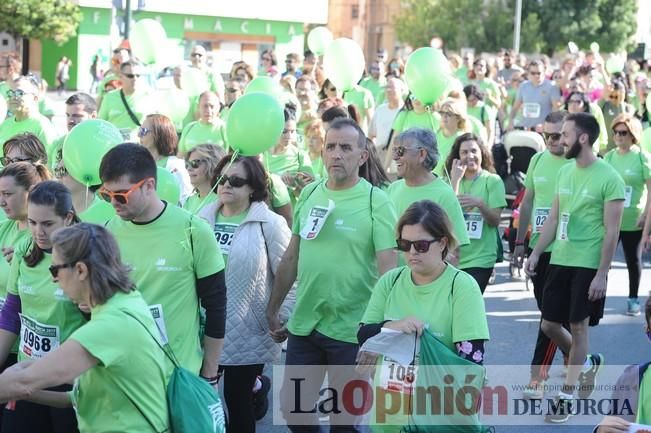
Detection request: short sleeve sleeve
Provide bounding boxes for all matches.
[523,152,541,190]
[70,315,124,366]
[270,174,291,209]
[370,188,398,252]
[486,174,507,209]
[603,168,626,202]
[361,269,396,324]
[451,272,490,343]
[641,151,651,181]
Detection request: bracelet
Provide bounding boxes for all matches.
[201,374,221,385]
[515,240,525,246]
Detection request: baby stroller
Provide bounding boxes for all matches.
[500,130,545,285]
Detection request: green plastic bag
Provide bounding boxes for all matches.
[401,330,491,433]
[167,367,226,433]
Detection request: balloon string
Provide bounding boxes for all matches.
[85,183,89,211]
[192,149,240,215]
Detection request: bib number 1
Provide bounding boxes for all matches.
[299,200,335,240]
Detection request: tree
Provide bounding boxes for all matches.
[0,0,82,45]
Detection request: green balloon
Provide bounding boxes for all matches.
[63,120,123,186]
[130,19,168,65]
[156,167,181,204]
[226,93,284,156]
[245,76,282,98]
[404,47,453,105]
[323,38,365,91]
[606,56,625,74]
[180,67,210,98]
[152,88,190,125]
[307,27,333,56]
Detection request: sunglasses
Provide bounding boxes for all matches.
[226,87,240,93]
[191,53,204,58]
[543,132,562,142]
[122,73,140,79]
[6,89,33,99]
[568,99,583,104]
[529,71,542,76]
[328,87,337,92]
[0,156,32,165]
[185,159,206,169]
[138,127,151,138]
[49,262,75,278]
[54,164,68,179]
[396,238,439,253]
[439,111,456,118]
[98,178,148,205]
[613,129,630,136]
[217,175,248,188]
[392,146,421,157]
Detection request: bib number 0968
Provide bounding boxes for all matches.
[22,327,52,353]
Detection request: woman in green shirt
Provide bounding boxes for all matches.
[0,223,172,433]
[435,98,469,178]
[446,133,506,293]
[183,144,226,214]
[0,180,84,432]
[178,91,227,155]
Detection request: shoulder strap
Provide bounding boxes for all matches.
[369,186,376,247]
[639,361,651,385]
[120,90,141,127]
[451,270,460,296]
[121,309,179,367]
[390,267,406,290]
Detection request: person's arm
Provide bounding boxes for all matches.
[273,203,293,228]
[507,99,522,130]
[595,416,630,433]
[376,248,397,276]
[457,194,502,227]
[196,270,226,380]
[266,235,300,337]
[0,340,97,403]
[588,199,624,301]
[526,195,560,276]
[0,293,21,365]
[513,188,534,266]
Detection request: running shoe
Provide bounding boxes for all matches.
[253,375,271,420]
[522,379,545,399]
[577,353,603,399]
[544,395,573,423]
[627,298,641,316]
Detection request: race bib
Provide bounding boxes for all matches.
[533,207,551,234]
[624,186,633,208]
[148,304,169,345]
[19,314,59,359]
[557,212,570,241]
[464,212,484,240]
[119,128,133,141]
[299,200,335,240]
[522,103,541,118]
[214,223,238,255]
[379,356,418,394]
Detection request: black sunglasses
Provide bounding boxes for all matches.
[49,262,75,278]
[613,130,630,137]
[122,73,140,79]
[217,175,248,188]
[396,238,439,253]
[191,53,204,57]
[185,159,206,169]
[543,132,561,142]
[0,156,32,166]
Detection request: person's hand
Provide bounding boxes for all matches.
[295,172,314,188]
[450,158,466,184]
[1,247,14,263]
[588,272,608,301]
[525,252,539,277]
[645,235,651,252]
[512,244,526,268]
[595,416,630,433]
[384,317,425,336]
[458,194,483,211]
[636,214,646,229]
[281,172,298,188]
[355,351,380,376]
[266,309,288,343]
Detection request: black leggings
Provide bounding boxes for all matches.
[461,267,493,294]
[619,230,642,299]
[1,384,78,433]
[219,364,264,433]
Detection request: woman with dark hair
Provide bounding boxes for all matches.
[260,49,279,80]
[0,223,172,433]
[199,155,292,433]
[357,200,489,432]
[469,58,502,109]
[139,113,192,202]
[386,57,405,79]
[2,132,49,166]
[0,181,84,432]
[446,133,506,293]
[319,78,338,100]
[565,90,608,153]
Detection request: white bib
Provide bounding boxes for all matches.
[19,314,60,359]
[299,200,335,240]
[464,212,484,240]
[624,186,633,208]
[522,103,541,118]
[148,304,169,345]
[379,355,419,395]
[557,212,570,241]
[533,207,551,234]
[214,223,238,255]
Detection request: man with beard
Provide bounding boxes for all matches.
[526,112,625,423]
[513,111,571,399]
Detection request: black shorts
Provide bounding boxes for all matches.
[541,265,605,325]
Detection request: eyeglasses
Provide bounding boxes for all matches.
[568,99,583,105]
[528,71,542,76]
[191,53,204,58]
[613,129,630,137]
[185,159,207,169]
[262,56,272,62]
[392,146,421,157]
[439,111,457,118]
[49,262,75,279]
[226,87,240,93]
[122,73,140,79]
[217,175,248,188]
[54,164,68,179]
[396,238,439,253]
[543,132,562,142]
[98,178,148,205]
[0,156,32,165]
[6,89,33,99]
[328,87,337,92]
[138,127,151,138]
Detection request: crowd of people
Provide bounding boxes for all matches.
[0,40,649,433]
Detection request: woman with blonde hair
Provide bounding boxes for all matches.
[183,144,227,213]
[435,98,469,177]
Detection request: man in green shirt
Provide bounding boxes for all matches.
[100,143,226,382]
[360,61,386,106]
[96,46,130,107]
[387,128,469,264]
[98,60,151,141]
[526,112,626,423]
[189,44,225,102]
[266,118,397,431]
[0,76,59,155]
[513,111,571,399]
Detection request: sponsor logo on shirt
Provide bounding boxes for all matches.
[18,283,35,295]
[155,258,182,272]
[54,288,69,302]
[534,176,548,184]
[559,187,572,195]
[580,189,595,200]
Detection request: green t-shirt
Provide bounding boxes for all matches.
[0,220,28,302]
[467,115,488,144]
[454,66,470,85]
[362,265,489,349]
[106,204,225,373]
[178,120,227,154]
[343,85,375,125]
[550,159,626,269]
[214,211,246,265]
[471,78,501,108]
[467,102,496,129]
[97,71,119,99]
[0,114,59,158]
[523,151,572,250]
[288,179,397,343]
[638,368,651,424]
[434,129,463,177]
[183,191,218,214]
[458,171,507,269]
[392,110,439,135]
[387,177,470,251]
[265,146,313,177]
[70,291,172,433]
[8,238,87,361]
[360,77,386,106]
[269,173,291,208]
[311,156,326,180]
[603,147,651,231]
[98,89,152,140]
[79,196,116,224]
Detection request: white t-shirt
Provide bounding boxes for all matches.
[369,103,402,149]
[165,156,193,204]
